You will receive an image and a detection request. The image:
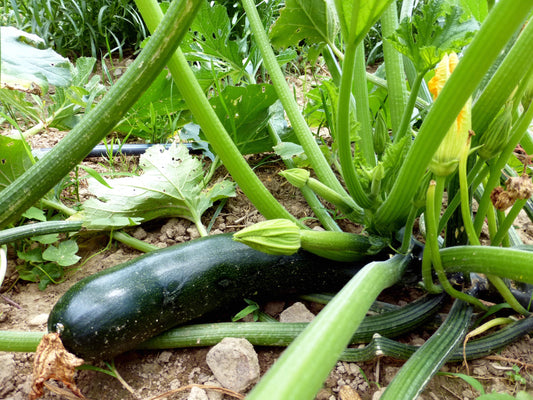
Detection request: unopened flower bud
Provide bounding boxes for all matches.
[477,102,513,160]
[521,72,533,110]
[373,111,390,157]
[233,219,301,255]
[279,168,310,188]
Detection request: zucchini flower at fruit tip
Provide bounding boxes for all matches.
[428,52,472,177]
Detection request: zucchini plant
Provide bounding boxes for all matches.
[1,0,533,399]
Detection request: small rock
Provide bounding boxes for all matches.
[158,351,172,363]
[188,386,209,400]
[187,226,200,239]
[279,302,315,322]
[132,227,148,240]
[372,387,386,400]
[203,378,224,400]
[316,388,333,400]
[28,313,49,327]
[0,353,16,397]
[206,337,260,392]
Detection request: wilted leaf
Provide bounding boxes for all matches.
[81,144,236,228]
[0,27,71,94]
[269,0,339,49]
[30,333,85,400]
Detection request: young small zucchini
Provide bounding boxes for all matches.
[48,233,375,360]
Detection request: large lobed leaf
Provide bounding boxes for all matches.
[81,144,235,229]
[269,0,339,49]
[0,27,71,94]
[387,0,479,73]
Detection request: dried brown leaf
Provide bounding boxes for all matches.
[30,332,85,400]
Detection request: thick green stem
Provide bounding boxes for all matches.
[337,41,372,209]
[426,180,488,310]
[267,123,341,232]
[246,254,409,400]
[241,0,346,195]
[373,0,533,233]
[472,18,533,135]
[440,246,533,283]
[0,0,201,229]
[492,199,528,246]
[353,42,376,166]
[381,1,408,135]
[395,71,427,141]
[381,298,472,399]
[0,221,83,245]
[473,102,533,235]
[136,0,296,223]
[459,139,528,315]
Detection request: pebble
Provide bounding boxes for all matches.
[0,353,16,397]
[28,313,49,327]
[279,302,315,322]
[206,337,260,392]
[188,386,209,400]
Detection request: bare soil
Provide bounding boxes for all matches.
[1,131,533,400]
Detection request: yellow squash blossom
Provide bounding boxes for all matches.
[428,52,472,177]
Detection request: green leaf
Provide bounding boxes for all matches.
[21,207,47,222]
[336,0,394,45]
[79,165,112,189]
[115,69,187,135]
[33,234,60,245]
[182,1,243,73]
[36,263,63,290]
[458,0,488,23]
[476,395,516,400]
[0,27,71,93]
[439,372,484,395]
[387,0,479,73]
[274,142,306,160]
[17,248,43,263]
[81,144,236,228]
[0,136,33,192]
[42,240,80,267]
[209,84,279,154]
[269,0,339,49]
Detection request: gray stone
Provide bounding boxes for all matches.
[206,337,260,392]
[279,302,315,322]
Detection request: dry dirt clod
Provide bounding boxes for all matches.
[29,332,85,400]
[205,337,260,393]
[279,301,315,322]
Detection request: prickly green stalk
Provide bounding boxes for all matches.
[380,298,472,399]
[380,1,408,136]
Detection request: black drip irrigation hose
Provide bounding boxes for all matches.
[32,143,194,160]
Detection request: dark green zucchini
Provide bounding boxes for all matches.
[48,233,377,360]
